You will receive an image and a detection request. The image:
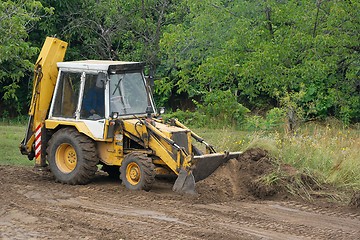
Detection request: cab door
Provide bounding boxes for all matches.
[79,72,107,139]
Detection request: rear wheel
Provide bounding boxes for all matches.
[47,128,98,184]
[120,153,155,191]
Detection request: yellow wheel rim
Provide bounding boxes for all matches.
[55,143,77,173]
[126,162,141,185]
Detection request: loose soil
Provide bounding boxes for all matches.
[350,192,360,208]
[196,148,320,203]
[1,149,359,239]
[196,148,278,202]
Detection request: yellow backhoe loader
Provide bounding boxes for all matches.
[20,37,241,194]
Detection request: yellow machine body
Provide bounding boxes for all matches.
[20,37,67,166]
[20,37,241,193]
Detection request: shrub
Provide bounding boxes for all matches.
[195,90,250,128]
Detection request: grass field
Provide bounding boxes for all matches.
[192,122,360,191]
[1,121,359,192]
[0,124,32,166]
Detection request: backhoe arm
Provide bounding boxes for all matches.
[20,37,67,166]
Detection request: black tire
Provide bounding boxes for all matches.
[102,165,120,180]
[120,153,155,191]
[47,128,98,184]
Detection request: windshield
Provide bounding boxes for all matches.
[109,72,153,115]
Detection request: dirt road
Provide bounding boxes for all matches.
[0,165,359,240]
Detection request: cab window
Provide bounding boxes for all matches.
[81,74,105,119]
[52,72,81,118]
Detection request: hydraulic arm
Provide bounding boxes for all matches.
[20,37,67,166]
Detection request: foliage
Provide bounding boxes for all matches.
[164,109,203,127]
[158,0,360,123]
[0,0,52,117]
[0,0,359,125]
[37,0,176,77]
[244,107,286,131]
[165,90,249,128]
[195,90,250,127]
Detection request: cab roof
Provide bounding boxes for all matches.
[57,60,145,72]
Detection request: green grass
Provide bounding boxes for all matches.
[0,124,33,166]
[2,120,359,192]
[277,123,360,191]
[192,122,360,191]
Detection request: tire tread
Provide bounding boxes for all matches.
[120,152,155,191]
[47,128,98,185]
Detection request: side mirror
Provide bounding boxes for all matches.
[159,107,165,115]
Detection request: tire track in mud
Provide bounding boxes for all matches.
[2,182,201,239]
[1,166,360,240]
[191,201,360,239]
[1,188,109,239]
[284,200,360,220]
[70,183,261,239]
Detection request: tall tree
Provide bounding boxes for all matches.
[159,0,360,122]
[39,0,176,77]
[0,0,52,117]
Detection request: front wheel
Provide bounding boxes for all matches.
[47,128,98,184]
[120,153,155,191]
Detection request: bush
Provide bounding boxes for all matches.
[265,108,286,129]
[195,90,250,128]
[243,108,286,131]
[165,90,250,128]
[0,114,28,125]
[166,105,287,131]
[163,109,205,127]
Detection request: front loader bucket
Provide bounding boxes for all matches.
[192,152,242,182]
[173,169,196,194]
[172,152,242,194]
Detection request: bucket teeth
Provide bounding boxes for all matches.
[172,152,242,194]
[173,169,196,195]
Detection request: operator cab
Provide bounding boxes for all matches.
[48,60,156,138]
[50,60,155,119]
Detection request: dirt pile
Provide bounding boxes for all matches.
[196,148,314,203]
[196,148,277,202]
